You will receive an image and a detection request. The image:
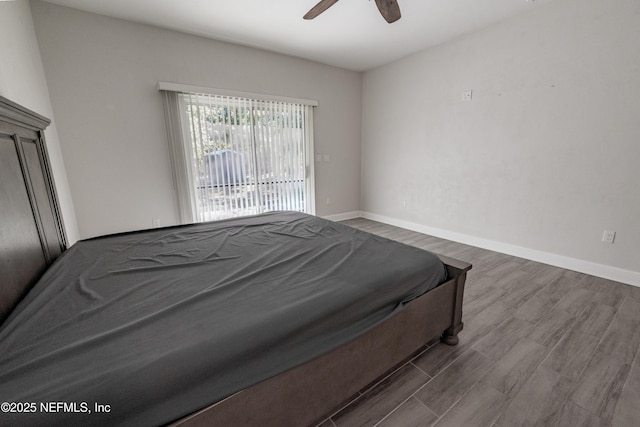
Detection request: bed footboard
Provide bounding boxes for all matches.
[438,254,471,346]
[171,257,471,427]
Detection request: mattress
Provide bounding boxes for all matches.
[0,211,446,426]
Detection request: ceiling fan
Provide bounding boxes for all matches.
[304,0,401,24]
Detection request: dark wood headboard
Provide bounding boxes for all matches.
[0,96,67,324]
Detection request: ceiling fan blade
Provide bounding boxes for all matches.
[374,0,401,23]
[304,0,340,20]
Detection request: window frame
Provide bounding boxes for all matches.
[160,83,316,223]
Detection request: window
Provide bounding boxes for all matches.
[160,84,316,223]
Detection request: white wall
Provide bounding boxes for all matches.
[362,0,640,284]
[31,1,362,239]
[0,0,79,244]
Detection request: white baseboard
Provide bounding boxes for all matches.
[360,211,640,287]
[321,211,362,222]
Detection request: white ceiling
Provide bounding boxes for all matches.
[39,0,553,71]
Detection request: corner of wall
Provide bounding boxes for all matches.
[0,0,80,244]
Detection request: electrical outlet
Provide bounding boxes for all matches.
[462,90,473,101]
[602,230,616,244]
[152,219,161,228]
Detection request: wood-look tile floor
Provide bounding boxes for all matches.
[314,218,640,427]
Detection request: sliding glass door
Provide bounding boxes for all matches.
[162,90,315,223]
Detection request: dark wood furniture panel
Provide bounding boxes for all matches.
[0,96,66,323]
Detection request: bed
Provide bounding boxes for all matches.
[0,96,471,427]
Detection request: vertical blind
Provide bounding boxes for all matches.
[161,86,315,223]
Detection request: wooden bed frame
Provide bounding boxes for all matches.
[0,96,66,324]
[171,255,470,427]
[0,96,471,427]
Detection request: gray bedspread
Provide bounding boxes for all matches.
[0,211,446,426]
